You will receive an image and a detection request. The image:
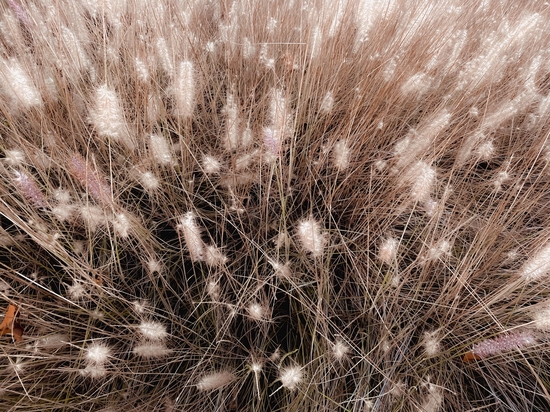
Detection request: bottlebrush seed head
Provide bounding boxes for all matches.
[176,212,205,262]
[80,364,107,379]
[13,170,46,209]
[332,140,350,172]
[196,371,237,391]
[297,217,327,257]
[463,331,536,362]
[149,134,174,166]
[520,242,550,282]
[133,342,172,359]
[0,58,42,109]
[173,60,196,119]
[89,84,134,150]
[532,304,550,331]
[138,321,168,341]
[69,154,111,205]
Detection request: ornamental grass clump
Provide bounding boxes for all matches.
[2,1,550,411]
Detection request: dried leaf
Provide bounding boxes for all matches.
[0,303,23,342]
[462,351,481,363]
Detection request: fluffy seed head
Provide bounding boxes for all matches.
[310,25,322,60]
[423,331,441,356]
[396,110,450,169]
[149,134,174,166]
[34,334,68,351]
[421,383,444,412]
[202,155,222,175]
[235,150,258,171]
[401,72,432,97]
[156,37,174,76]
[270,260,291,279]
[138,321,168,341]
[112,213,130,238]
[263,88,291,158]
[196,371,237,391]
[133,342,172,359]
[79,204,106,232]
[173,61,195,119]
[8,357,25,374]
[379,237,398,264]
[247,303,266,321]
[332,140,350,171]
[279,366,303,391]
[89,84,134,150]
[4,149,25,166]
[224,91,240,150]
[67,281,86,300]
[204,244,228,266]
[494,170,510,191]
[0,58,42,109]
[132,300,148,315]
[147,259,163,274]
[85,342,111,365]
[405,161,436,204]
[59,26,91,74]
[297,217,327,257]
[332,340,350,360]
[425,240,451,262]
[138,171,159,191]
[241,124,253,148]
[476,140,495,160]
[263,127,280,158]
[134,57,149,82]
[533,304,550,331]
[520,242,550,282]
[53,188,71,204]
[207,281,220,300]
[176,212,205,262]
[80,364,107,379]
[320,91,334,114]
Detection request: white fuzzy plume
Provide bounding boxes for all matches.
[177,212,205,262]
[196,371,236,391]
[173,60,196,119]
[297,217,327,257]
[520,242,550,282]
[89,84,134,150]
